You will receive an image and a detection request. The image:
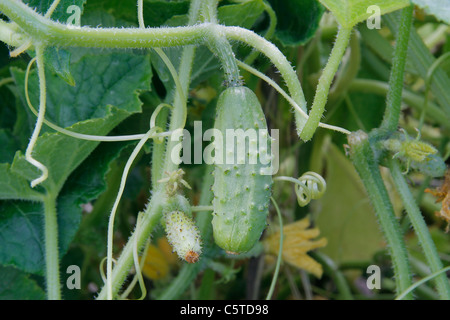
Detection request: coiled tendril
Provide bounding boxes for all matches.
[274,171,326,207]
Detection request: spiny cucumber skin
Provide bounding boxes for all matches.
[212,86,273,254]
[163,194,192,217]
[162,194,202,263]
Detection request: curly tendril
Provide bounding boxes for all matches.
[274,171,326,207]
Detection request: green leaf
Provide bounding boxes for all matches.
[56,141,133,255]
[0,49,151,275]
[0,129,20,163]
[9,108,128,194]
[318,0,410,28]
[217,0,266,29]
[0,140,133,275]
[22,1,88,86]
[0,163,43,201]
[9,50,151,194]
[267,0,325,46]
[411,0,450,24]
[44,47,75,86]
[0,201,45,274]
[82,0,190,27]
[0,266,45,299]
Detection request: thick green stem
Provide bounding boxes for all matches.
[388,159,450,299]
[43,194,61,300]
[348,131,412,299]
[380,5,414,132]
[328,31,361,105]
[1,0,307,135]
[205,25,242,87]
[300,26,352,141]
[0,0,206,48]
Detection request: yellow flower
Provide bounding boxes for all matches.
[263,218,327,278]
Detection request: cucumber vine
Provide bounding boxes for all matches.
[1,0,449,301]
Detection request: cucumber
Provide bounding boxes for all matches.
[162,194,202,263]
[211,86,273,254]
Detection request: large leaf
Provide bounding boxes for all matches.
[10,50,151,194]
[411,0,450,24]
[317,0,410,28]
[0,49,151,274]
[268,0,325,46]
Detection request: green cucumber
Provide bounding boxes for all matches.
[211,86,273,254]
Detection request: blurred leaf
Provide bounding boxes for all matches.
[0,129,20,163]
[411,0,450,24]
[318,0,410,28]
[313,142,385,264]
[267,0,325,46]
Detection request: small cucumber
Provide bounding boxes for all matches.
[211,86,273,254]
[162,194,202,263]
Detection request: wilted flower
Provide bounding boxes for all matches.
[425,169,450,232]
[263,218,327,278]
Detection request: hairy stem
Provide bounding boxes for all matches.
[1,0,307,136]
[0,0,206,48]
[43,194,61,300]
[205,25,242,87]
[348,131,412,299]
[380,5,414,133]
[300,26,352,141]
